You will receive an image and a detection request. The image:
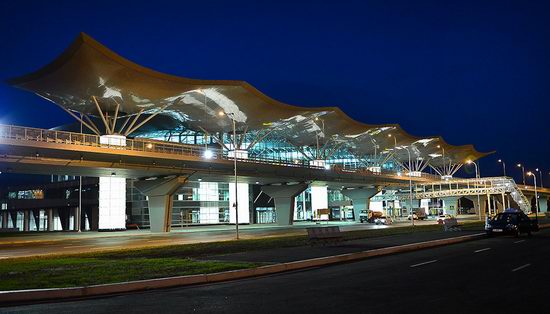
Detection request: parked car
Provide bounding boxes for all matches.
[437,214,454,224]
[486,210,539,237]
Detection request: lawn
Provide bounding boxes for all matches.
[0,221,484,291]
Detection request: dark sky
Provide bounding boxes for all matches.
[0,0,549,185]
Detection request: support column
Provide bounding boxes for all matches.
[47,209,54,231]
[23,210,30,232]
[261,183,308,226]
[73,207,80,231]
[134,176,188,232]
[1,211,8,228]
[341,188,379,222]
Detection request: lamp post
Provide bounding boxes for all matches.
[388,134,398,173]
[219,110,239,240]
[467,160,482,221]
[397,146,414,227]
[497,159,506,177]
[527,172,539,221]
[535,168,543,188]
[517,164,525,186]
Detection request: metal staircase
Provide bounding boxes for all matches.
[371,177,531,212]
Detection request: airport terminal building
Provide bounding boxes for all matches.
[1,33,518,232]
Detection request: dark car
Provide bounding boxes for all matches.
[485,211,539,237]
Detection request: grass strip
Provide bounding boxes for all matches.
[0,222,484,291]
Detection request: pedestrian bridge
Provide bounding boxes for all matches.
[371,177,539,212]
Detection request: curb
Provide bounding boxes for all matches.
[0,232,486,304]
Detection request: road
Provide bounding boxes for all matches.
[0,219,442,259]
[2,228,548,313]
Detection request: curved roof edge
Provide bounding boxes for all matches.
[8,32,493,161]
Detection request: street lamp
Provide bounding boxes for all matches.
[535,168,543,188]
[517,164,525,186]
[388,134,399,173]
[527,172,539,221]
[397,146,414,227]
[466,160,482,221]
[497,159,506,177]
[219,110,239,240]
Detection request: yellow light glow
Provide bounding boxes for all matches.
[527,172,533,176]
[218,111,225,116]
[466,160,472,164]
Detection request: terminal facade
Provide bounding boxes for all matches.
[1,33,546,232]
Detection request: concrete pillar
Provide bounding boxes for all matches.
[23,210,30,232]
[47,209,54,231]
[261,183,308,225]
[134,176,188,232]
[1,211,8,228]
[73,207,80,231]
[341,188,379,222]
[465,195,486,220]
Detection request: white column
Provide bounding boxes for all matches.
[98,135,126,230]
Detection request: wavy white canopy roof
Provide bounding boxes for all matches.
[9,33,491,166]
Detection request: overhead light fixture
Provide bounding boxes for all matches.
[111,172,116,176]
[146,143,153,149]
[218,111,225,116]
[203,150,214,159]
[197,178,202,181]
[255,181,260,184]
[324,164,331,170]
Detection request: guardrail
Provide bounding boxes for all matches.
[0,124,436,181]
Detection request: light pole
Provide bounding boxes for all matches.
[467,160,482,221]
[535,168,543,188]
[497,159,506,176]
[527,172,539,221]
[517,163,525,186]
[388,134,398,173]
[219,110,239,240]
[397,146,414,227]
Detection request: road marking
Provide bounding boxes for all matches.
[474,248,491,253]
[410,260,438,268]
[512,264,531,272]
[514,240,525,244]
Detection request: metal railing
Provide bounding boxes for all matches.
[371,176,532,212]
[0,124,435,181]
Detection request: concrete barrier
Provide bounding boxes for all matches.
[0,232,501,304]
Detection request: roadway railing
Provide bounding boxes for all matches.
[0,124,435,181]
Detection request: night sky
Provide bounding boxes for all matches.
[0,0,549,185]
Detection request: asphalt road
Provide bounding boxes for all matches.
[2,229,548,313]
[0,219,440,259]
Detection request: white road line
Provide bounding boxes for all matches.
[512,263,531,272]
[474,248,491,253]
[410,260,438,268]
[514,240,525,244]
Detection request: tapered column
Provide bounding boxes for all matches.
[23,210,30,232]
[134,176,188,232]
[261,183,308,225]
[1,211,8,228]
[47,209,54,231]
[341,188,379,222]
